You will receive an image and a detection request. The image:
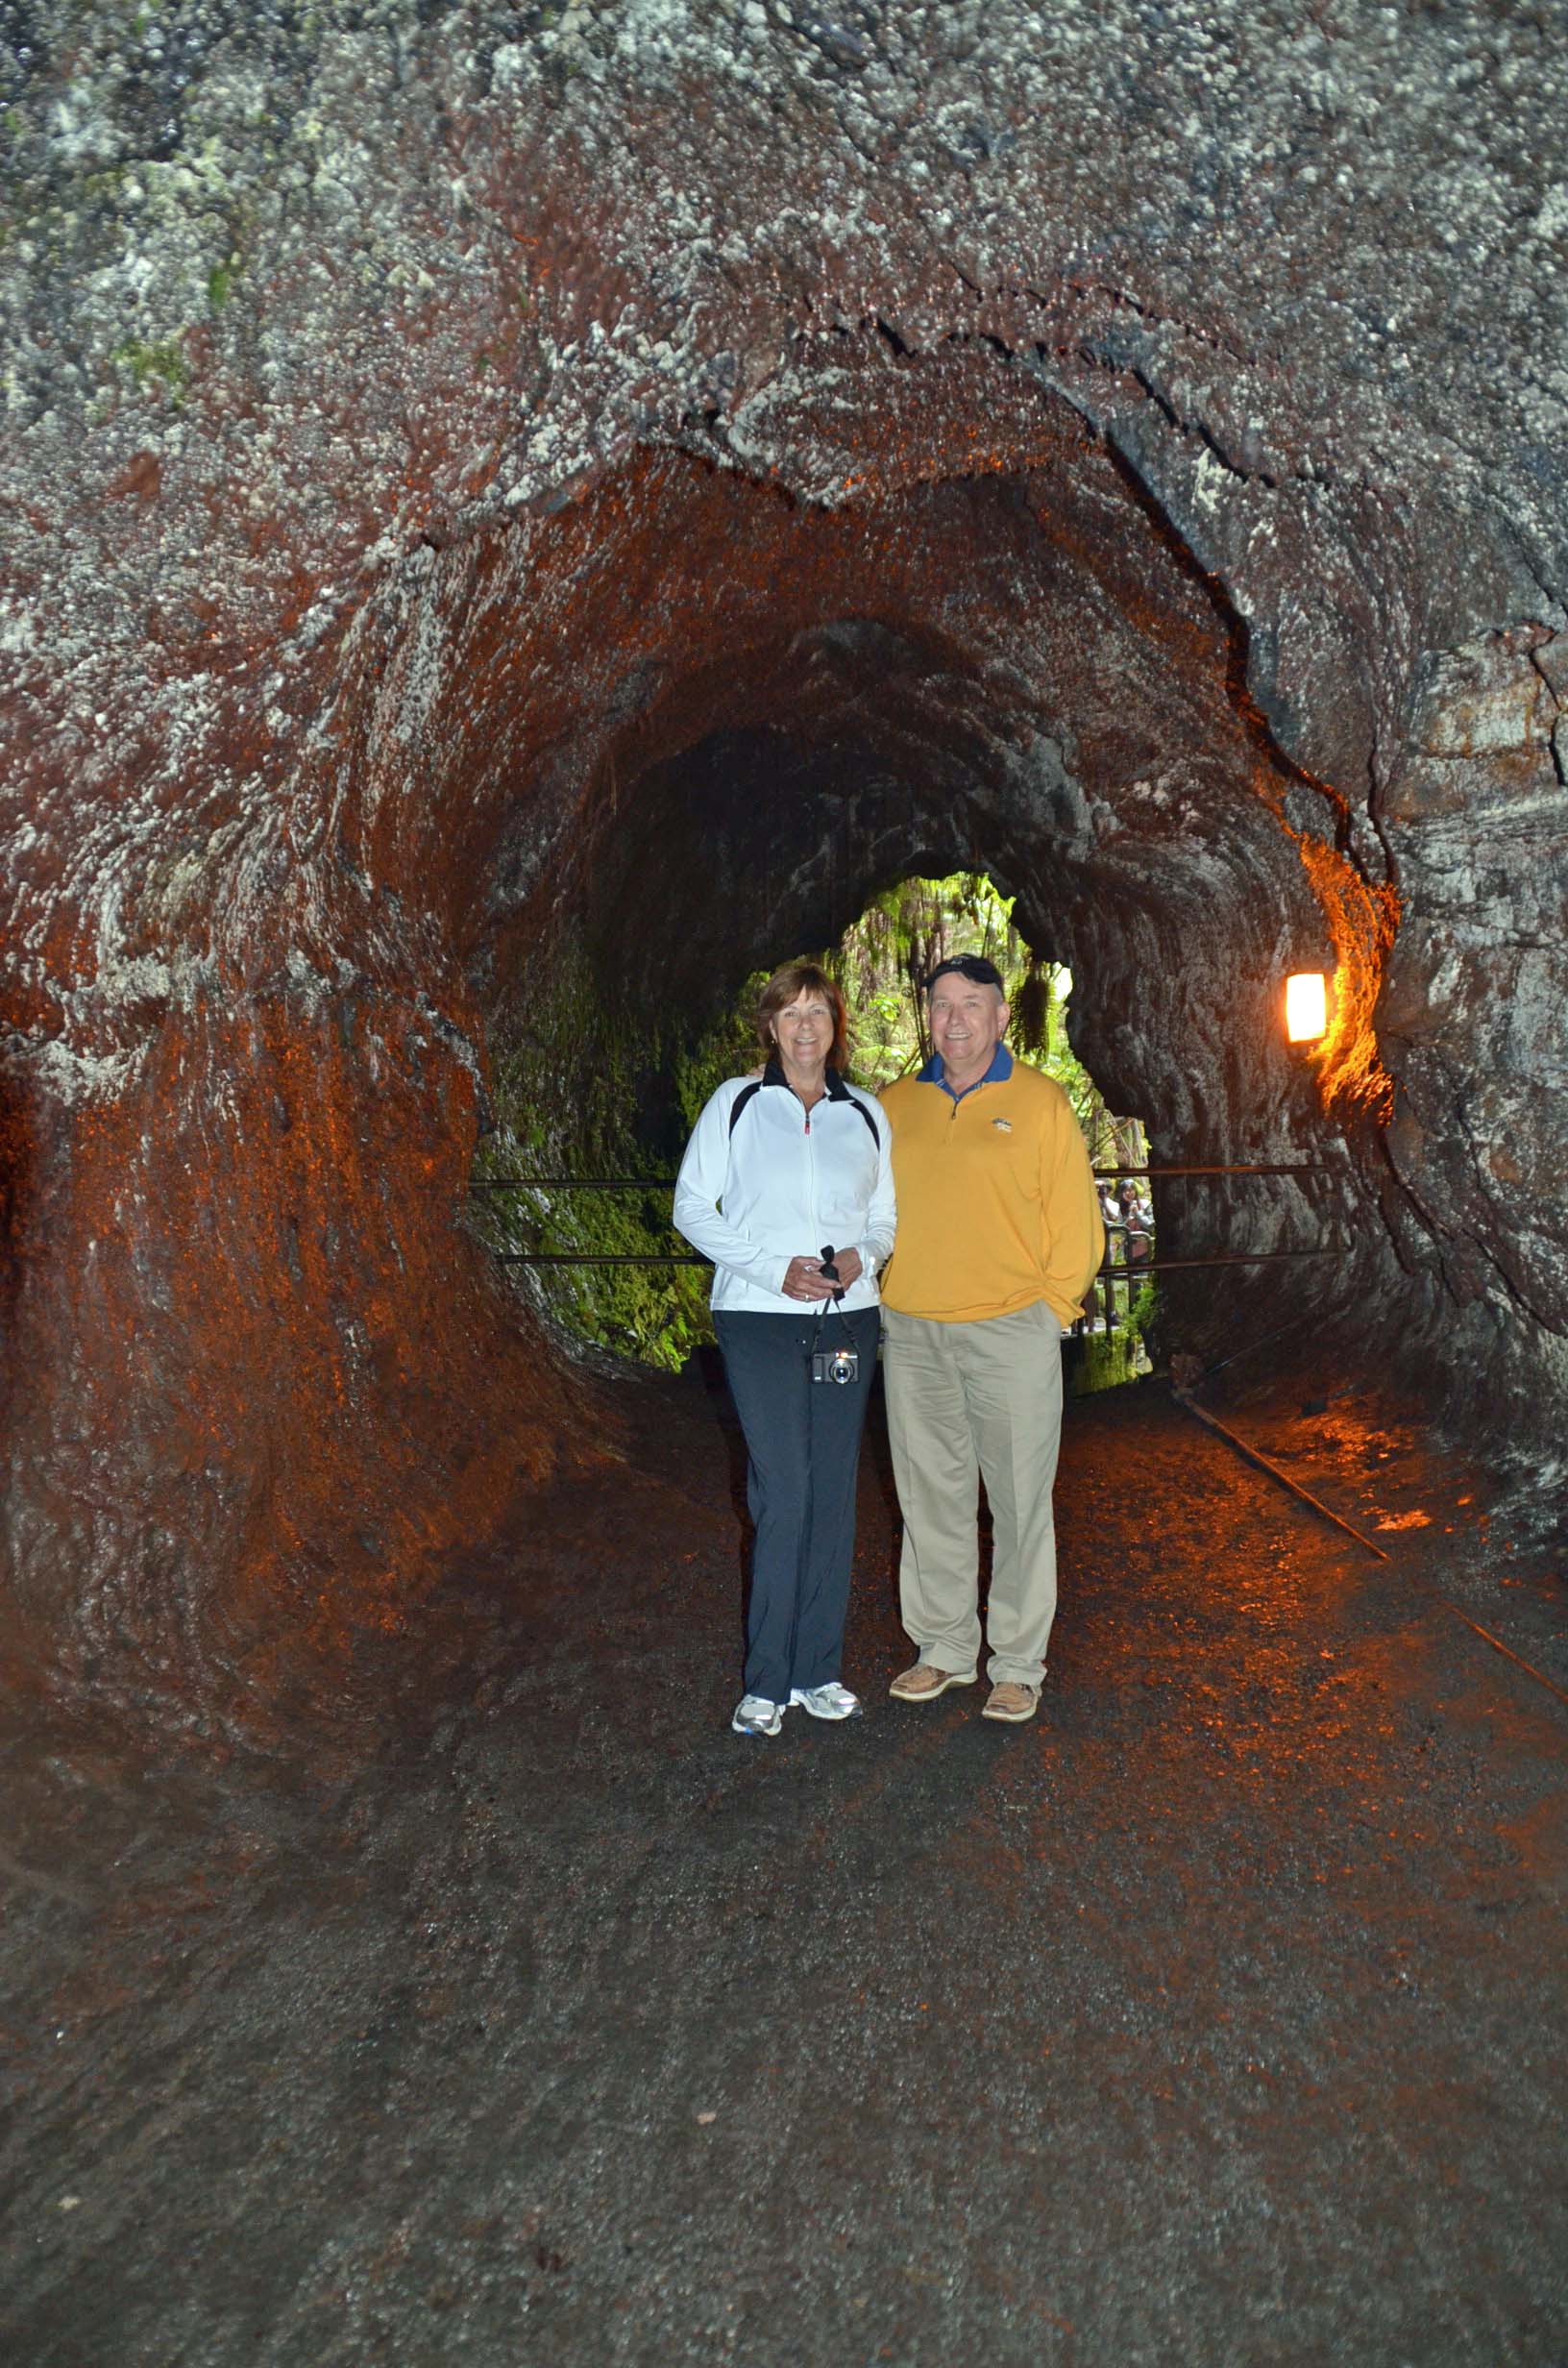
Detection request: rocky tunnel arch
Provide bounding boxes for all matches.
[1,357,1427,1726]
[444,410,1386,1371]
[7,47,1566,1738]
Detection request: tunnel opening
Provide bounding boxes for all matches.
[6,349,1449,1725]
[468,867,1156,1385]
[440,427,1384,1445]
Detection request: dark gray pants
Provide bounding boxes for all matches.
[714,1307,881,1705]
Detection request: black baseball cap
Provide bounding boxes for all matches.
[924,953,1006,994]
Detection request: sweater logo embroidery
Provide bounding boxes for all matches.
[992,1118,1013,1132]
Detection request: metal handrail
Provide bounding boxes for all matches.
[476,1165,1339,1272]
[491,1248,1335,1270]
[470,1162,1335,1190]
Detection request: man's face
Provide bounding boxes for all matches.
[928,977,1009,1073]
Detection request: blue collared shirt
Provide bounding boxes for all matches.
[918,1043,1015,1103]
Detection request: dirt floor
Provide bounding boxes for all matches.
[2,1369,1565,2367]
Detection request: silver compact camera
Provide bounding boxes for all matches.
[809,1246,858,1385]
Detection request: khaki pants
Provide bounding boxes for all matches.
[881,1301,1065,1688]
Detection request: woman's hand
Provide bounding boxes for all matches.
[782,1255,841,1303]
[831,1247,864,1290]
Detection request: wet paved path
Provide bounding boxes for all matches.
[3,1380,1565,2365]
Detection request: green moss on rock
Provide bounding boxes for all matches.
[469,941,765,1371]
[111,333,191,401]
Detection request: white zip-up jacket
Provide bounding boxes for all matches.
[673,1061,897,1316]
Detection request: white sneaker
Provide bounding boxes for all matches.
[731,1694,784,1737]
[788,1683,863,1720]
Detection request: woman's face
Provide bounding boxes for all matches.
[772,993,835,1066]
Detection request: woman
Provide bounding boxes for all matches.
[674,961,896,1737]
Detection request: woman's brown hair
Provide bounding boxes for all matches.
[755,961,850,1073]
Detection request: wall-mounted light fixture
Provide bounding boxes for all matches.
[1285,971,1330,1047]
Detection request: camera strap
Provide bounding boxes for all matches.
[807,1301,852,1366]
[807,1246,851,1368]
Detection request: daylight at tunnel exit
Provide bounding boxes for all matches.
[1,3,1566,2364]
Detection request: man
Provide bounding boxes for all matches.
[878,955,1105,1724]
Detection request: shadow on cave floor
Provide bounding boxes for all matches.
[2,1379,1566,2368]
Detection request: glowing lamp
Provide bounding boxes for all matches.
[1285,972,1329,1045]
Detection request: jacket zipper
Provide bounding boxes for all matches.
[805,1102,818,1245]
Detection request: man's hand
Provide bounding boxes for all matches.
[782,1256,842,1303]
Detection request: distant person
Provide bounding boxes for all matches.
[1089,1183,1121,1328]
[674,962,896,1739]
[1127,1185,1153,1270]
[878,955,1104,1725]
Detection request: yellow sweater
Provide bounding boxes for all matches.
[879,1058,1106,1326]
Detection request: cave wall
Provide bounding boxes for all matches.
[3,1,1565,1720]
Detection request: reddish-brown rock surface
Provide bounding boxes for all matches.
[3,1,1564,1725]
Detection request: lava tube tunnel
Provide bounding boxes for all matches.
[7,12,1568,2358]
[3,8,1565,1740]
